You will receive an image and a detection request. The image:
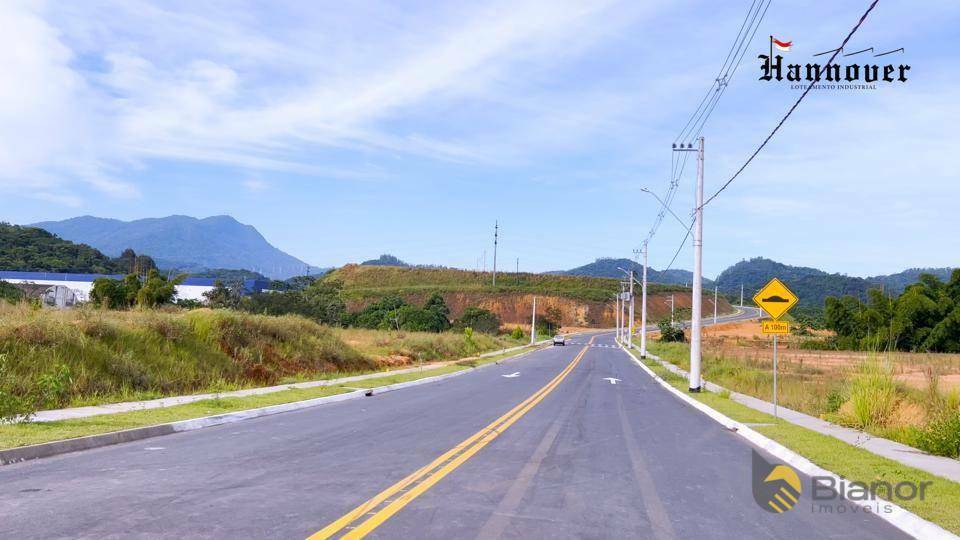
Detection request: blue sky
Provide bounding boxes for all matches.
[1,1,957,278]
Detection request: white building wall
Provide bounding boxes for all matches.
[2,279,213,303]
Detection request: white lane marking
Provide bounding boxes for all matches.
[603,377,621,385]
[144,447,165,451]
[502,372,521,378]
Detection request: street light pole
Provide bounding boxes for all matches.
[640,243,648,358]
[530,296,537,345]
[628,270,634,349]
[714,285,718,325]
[615,292,620,342]
[674,137,704,392]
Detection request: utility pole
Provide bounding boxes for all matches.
[628,270,635,349]
[621,283,627,346]
[670,294,675,325]
[714,285,718,325]
[492,221,498,287]
[615,292,620,342]
[530,296,537,344]
[640,244,648,358]
[740,283,744,307]
[674,137,704,392]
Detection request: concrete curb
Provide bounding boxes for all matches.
[643,352,960,484]
[28,339,554,424]
[620,346,956,540]
[0,341,552,467]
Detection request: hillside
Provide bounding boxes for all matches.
[326,264,729,327]
[31,215,320,279]
[361,254,410,267]
[866,267,953,294]
[0,223,128,274]
[556,257,714,287]
[714,257,954,309]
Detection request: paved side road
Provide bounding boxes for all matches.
[0,332,908,538]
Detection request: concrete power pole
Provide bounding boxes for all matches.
[530,296,537,345]
[628,270,635,349]
[492,221,498,287]
[615,293,620,342]
[713,285,718,325]
[620,282,627,343]
[672,137,704,391]
[740,283,744,307]
[690,137,705,392]
[640,243,648,358]
[670,294,675,325]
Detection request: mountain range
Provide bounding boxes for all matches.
[32,215,322,280]
[553,258,715,288]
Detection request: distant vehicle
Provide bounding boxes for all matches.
[553,334,565,346]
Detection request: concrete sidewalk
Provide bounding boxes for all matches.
[644,351,960,484]
[28,341,548,423]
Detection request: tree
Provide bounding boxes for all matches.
[90,275,141,309]
[203,280,240,309]
[136,270,185,307]
[455,307,501,334]
[301,279,346,325]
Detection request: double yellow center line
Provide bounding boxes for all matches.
[309,335,596,539]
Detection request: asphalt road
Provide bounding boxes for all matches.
[0,330,908,539]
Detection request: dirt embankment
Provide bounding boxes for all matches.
[346,291,733,328]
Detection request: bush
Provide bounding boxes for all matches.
[658,319,685,342]
[510,326,525,340]
[455,307,501,334]
[0,282,23,304]
[915,411,960,458]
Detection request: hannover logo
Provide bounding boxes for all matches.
[759,35,910,86]
[752,450,802,513]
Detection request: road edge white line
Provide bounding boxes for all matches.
[619,345,957,540]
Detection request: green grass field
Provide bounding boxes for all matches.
[0,343,542,451]
[0,303,521,416]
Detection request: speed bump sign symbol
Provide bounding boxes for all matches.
[753,278,798,320]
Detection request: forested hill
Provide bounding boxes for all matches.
[555,258,715,287]
[715,257,953,309]
[0,223,129,274]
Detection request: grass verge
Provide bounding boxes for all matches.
[627,348,960,534]
[0,342,541,451]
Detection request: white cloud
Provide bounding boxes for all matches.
[242,178,268,193]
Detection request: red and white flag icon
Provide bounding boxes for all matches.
[772,37,792,51]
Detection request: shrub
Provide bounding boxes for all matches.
[658,319,685,342]
[510,326,525,340]
[915,411,960,458]
[455,307,501,334]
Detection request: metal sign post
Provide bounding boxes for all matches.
[754,278,798,421]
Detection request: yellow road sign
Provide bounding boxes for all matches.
[762,320,790,334]
[753,278,799,320]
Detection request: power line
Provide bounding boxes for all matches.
[647,0,771,251]
[675,0,770,145]
[700,0,880,209]
[674,0,761,144]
